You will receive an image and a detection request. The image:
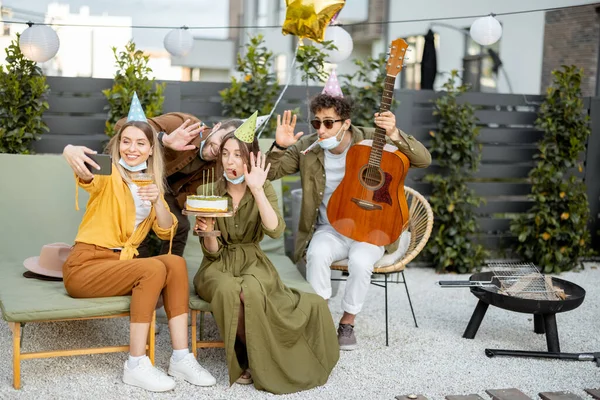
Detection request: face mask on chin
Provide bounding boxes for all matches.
[199,124,221,161]
[318,125,347,150]
[199,140,207,160]
[223,171,245,185]
[119,158,147,172]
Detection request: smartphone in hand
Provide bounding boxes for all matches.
[85,154,112,175]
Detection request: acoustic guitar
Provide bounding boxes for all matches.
[326,38,410,246]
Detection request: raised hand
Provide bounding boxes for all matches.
[162,119,205,151]
[243,151,271,192]
[63,144,98,181]
[137,184,160,204]
[374,111,399,138]
[275,110,304,148]
[195,216,215,232]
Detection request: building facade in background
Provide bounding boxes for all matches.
[1,0,599,94]
[235,0,599,95]
[42,4,132,78]
[541,3,600,97]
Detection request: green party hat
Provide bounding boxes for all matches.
[234,111,258,143]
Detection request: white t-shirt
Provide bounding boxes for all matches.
[317,145,350,226]
[128,182,152,232]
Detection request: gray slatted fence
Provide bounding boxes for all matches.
[34,77,600,252]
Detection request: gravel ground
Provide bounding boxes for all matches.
[1,263,598,400]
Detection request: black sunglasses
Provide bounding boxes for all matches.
[310,119,343,130]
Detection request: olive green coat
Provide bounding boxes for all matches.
[266,125,432,263]
[193,180,339,394]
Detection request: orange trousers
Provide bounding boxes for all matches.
[63,243,189,323]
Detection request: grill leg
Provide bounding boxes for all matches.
[533,314,545,334]
[543,313,560,353]
[463,300,489,339]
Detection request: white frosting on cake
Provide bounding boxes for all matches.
[186,195,228,212]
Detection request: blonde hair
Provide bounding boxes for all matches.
[106,121,166,196]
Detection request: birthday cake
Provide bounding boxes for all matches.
[186,195,229,212]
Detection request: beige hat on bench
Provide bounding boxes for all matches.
[23,243,72,279]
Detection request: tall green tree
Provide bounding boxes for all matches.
[424,70,488,273]
[510,65,593,273]
[295,40,336,124]
[220,34,279,136]
[103,41,165,137]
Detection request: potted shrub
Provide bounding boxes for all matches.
[424,70,488,273]
[510,65,593,273]
[103,41,165,137]
[0,34,50,154]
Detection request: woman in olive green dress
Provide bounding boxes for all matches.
[193,131,339,394]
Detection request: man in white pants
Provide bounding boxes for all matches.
[306,225,385,320]
[266,76,431,350]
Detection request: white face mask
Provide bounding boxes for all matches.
[119,158,147,172]
[223,171,245,185]
[318,125,347,150]
[198,140,207,160]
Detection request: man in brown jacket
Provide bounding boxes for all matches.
[65,113,242,257]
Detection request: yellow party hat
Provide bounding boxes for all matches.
[234,111,258,143]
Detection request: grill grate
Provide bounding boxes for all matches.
[486,262,565,301]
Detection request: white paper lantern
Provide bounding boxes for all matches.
[469,14,503,46]
[323,26,353,64]
[164,27,194,57]
[19,24,60,63]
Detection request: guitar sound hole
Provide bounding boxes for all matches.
[359,166,383,190]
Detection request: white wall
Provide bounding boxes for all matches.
[388,0,599,94]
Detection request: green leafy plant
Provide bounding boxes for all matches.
[295,40,336,123]
[424,70,488,273]
[103,41,165,137]
[220,34,279,136]
[510,65,593,273]
[0,34,50,154]
[340,53,398,126]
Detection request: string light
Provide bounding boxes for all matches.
[163,26,194,57]
[470,14,503,46]
[19,22,60,62]
[0,3,592,31]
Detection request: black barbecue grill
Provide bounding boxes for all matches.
[439,262,586,353]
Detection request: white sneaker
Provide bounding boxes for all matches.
[122,356,176,392]
[168,353,217,386]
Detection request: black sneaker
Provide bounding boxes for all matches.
[337,323,357,351]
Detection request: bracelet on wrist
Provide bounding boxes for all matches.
[270,140,287,151]
[157,131,165,146]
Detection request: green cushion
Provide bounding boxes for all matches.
[0,262,131,322]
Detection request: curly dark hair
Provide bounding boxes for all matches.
[309,94,353,120]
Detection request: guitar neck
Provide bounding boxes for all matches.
[368,75,396,167]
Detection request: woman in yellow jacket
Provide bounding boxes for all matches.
[62,115,216,392]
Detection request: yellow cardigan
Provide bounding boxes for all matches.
[74,168,177,260]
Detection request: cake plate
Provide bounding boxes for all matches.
[182,209,234,237]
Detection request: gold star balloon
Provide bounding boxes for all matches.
[282,0,346,43]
